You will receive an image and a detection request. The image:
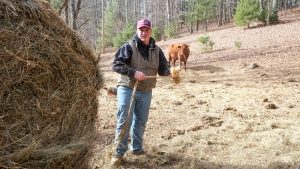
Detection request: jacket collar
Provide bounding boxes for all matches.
[133,34,155,49]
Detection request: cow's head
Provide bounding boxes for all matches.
[178,44,190,59]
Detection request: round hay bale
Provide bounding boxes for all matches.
[0,0,102,168]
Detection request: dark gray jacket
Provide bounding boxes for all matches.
[112,34,170,91]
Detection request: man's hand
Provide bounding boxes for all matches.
[134,71,146,81]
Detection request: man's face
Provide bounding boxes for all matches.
[137,27,151,45]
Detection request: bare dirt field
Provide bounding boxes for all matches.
[92,9,300,169]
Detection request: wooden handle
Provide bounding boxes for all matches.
[145,76,157,79]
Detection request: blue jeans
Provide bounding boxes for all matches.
[113,86,152,156]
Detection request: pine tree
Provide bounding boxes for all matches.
[234,0,260,28]
[102,0,119,47]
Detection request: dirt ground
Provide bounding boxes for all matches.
[92,9,300,169]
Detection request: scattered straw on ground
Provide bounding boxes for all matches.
[170,66,181,84]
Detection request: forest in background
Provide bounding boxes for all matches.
[46,0,300,53]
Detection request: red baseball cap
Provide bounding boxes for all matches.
[137,19,151,29]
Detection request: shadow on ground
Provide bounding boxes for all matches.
[115,151,299,169]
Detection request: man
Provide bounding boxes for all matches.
[111,18,170,166]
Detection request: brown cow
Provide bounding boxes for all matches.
[167,43,190,71]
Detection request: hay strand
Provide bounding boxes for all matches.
[145,67,181,85]
[170,66,181,84]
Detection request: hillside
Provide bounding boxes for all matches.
[94,9,300,169]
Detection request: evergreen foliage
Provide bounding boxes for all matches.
[195,0,217,23]
[164,22,178,39]
[183,0,217,32]
[48,0,298,51]
[185,0,198,32]
[234,0,260,27]
[102,0,119,47]
[257,1,279,25]
[198,34,214,52]
[234,40,242,49]
[112,24,135,48]
[151,26,163,41]
[49,0,63,10]
[268,11,279,24]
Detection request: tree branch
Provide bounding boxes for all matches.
[77,19,90,30]
[58,0,69,15]
[74,0,82,19]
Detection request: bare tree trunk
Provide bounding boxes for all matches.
[134,0,136,21]
[94,0,99,49]
[259,0,264,11]
[71,0,82,30]
[59,0,69,15]
[102,0,104,54]
[137,0,141,18]
[228,0,235,22]
[155,0,158,24]
[272,0,278,10]
[71,0,76,29]
[65,2,69,25]
[118,0,121,15]
[167,0,171,24]
[170,0,176,22]
[125,0,128,25]
[267,0,271,25]
[223,0,227,23]
[143,0,146,17]
[196,20,200,31]
[218,0,224,26]
[190,23,193,33]
[284,0,288,10]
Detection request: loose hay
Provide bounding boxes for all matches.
[0,0,102,168]
[170,66,181,84]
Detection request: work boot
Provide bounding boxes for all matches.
[131,149,145,155]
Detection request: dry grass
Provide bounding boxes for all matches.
[0,0,102,168]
